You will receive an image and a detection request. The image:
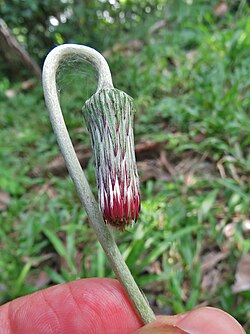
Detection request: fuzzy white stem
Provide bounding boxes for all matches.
[42,44,155,324]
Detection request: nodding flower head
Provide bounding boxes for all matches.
[83,88,140,230]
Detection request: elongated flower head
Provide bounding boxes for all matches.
[83,88,140,230]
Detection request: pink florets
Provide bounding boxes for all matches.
[99,173,140,230]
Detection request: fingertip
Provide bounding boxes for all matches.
[176,307,246,334]
[133,307,246,334]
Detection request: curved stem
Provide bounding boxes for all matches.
[42,44,155,324]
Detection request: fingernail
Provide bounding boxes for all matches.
[176,307,245,334]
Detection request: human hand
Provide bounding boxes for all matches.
[0,278,245,334]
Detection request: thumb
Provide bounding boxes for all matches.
[0,278,142,334]
[134,307,246,334]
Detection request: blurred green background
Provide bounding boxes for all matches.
[0,0,250,332]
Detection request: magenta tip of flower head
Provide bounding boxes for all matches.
[100,175,141,230]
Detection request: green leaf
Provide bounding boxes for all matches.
[199,190,218,220]
[43,228,68,260]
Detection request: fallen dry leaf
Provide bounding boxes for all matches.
[214,2,228,17]
[201,251,229,273]
[160,150,176,177]
[202,268,221,294]
[31,143,92,177]
[201,250,230,294]
[0,190,11,211]
[233,253,250,293]
[26,271,51,289]
[103,39,144,58]
[149,19,168,35]
[138,159,170,183]
[5,79,36,98]
[22,253,54,267]
[21,78,36,91]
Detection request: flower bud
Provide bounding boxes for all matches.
[83,88,140,230]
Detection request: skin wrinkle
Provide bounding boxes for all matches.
[83,278,141,334]
[99,279,140,333]
[98,281,128,319]
[77,279,124,333]
[40,289,62,334]
[6,290,45,334]
[70,282,103,334]
[33,291,59,334]
[67,278,140,334]
[66,282,84,317]
[7,294,35,334]
[31,290,60,334]
[80,299,102,334]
